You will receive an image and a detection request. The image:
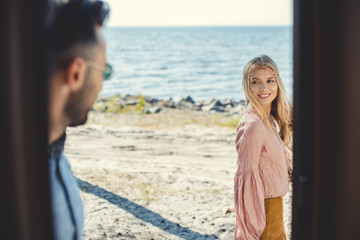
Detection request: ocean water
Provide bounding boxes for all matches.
[102,26,293,101]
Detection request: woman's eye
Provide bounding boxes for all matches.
[268,79,275,83]
[251,81,258,84]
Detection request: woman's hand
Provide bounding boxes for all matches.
[288,168,293,182]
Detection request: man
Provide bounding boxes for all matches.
[47,0,110,239]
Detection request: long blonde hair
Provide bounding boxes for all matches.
[242,55,293,147]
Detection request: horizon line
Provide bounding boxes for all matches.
[105,24,292,28]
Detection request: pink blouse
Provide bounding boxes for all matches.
[234,107,291,240]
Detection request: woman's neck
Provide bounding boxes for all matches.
[257,103,271,117]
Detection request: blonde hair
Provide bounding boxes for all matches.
[242,55,293,147]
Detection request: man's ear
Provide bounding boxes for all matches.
[66,57,87,92]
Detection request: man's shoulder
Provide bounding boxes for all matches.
[48,150,84,240]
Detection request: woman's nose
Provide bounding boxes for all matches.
[259,83,266,90]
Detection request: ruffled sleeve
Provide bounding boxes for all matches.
[234,119,266,240]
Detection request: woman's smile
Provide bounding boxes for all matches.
[258,93,271,99]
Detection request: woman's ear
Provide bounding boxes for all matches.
[65,57,87,92]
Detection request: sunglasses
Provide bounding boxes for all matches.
[86,60,113,80]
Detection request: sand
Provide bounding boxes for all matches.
[65,110,292,240]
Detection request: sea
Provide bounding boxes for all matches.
[101,26,293,101]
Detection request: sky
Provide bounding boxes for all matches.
[105,0,293,27]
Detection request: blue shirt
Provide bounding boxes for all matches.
[48,134,84,240]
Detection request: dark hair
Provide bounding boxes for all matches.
[51,0,110,70]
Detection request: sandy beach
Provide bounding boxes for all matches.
[65,107,292,240]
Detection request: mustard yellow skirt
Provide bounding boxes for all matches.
[260,197,287,240]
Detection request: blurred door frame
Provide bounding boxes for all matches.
[0,0,53,239]
[293,0,360,239]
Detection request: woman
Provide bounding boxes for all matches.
[234,55,292,240]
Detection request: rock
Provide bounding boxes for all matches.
[171,95,183,106]
[163,100,176,108]
[145,97,159,105]
[210,106,225,113]
[222,207,234,214]
[184,96,195,104]
[209,100,224,108]
[201,105,212,112]
[202,100,224,112]
[114,98,124,108]
[97,97,110,103]
[124,99,139,106]
[204,98,216,106]
[99,105,108,112]
[194,100,204,107]
[202,100,226,112]
[144,106,162,114]
[217,228,227,233]
[225,104,233,110]
[192,100,204,111]
[230,104,244,115]
[181,101,194,109]
[221,99,235,107]
[192,105,202,111]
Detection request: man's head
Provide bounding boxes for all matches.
[48,0,110,142]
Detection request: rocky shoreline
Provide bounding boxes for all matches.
[93,95,246,115]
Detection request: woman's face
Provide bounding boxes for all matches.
[249,66,278,113]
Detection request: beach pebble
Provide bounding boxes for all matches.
[222,207,234,214]
[144,106,162,114]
